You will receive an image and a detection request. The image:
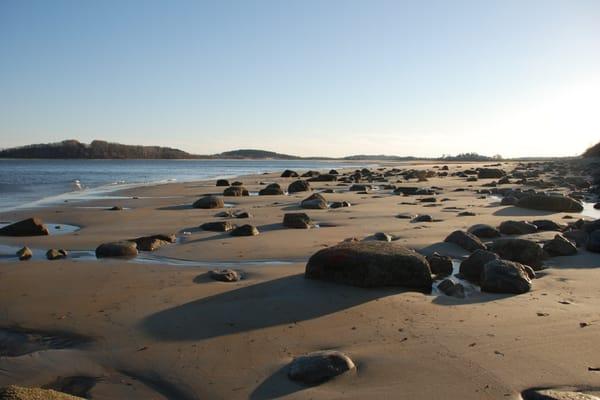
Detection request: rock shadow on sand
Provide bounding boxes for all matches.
[141,274,407,341]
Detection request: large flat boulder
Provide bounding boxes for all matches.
[0,218,49,236]
[517,194,583,212]
[305,241,432,291]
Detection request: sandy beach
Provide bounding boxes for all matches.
[1,160,600,400]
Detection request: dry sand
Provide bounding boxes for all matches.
[1,161,599,399]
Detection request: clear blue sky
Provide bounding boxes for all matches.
[1,0,599,157]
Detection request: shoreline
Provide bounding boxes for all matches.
[1,159,600,399]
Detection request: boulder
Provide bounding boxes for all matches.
[517,194,583,212]
[209,269,241,282]
[192,195,224,209]
[288,350,355,384]
[16,247,32,261]
[281,169,299,178]
[283,213,313,229]
[305,241,433,291]
[0,385,84,400]
[480,259,532,294]
[437,279,465,298]
[444,230,487,252]
[393,187,419,195]
[201,221,235,232]
[467,224,501,238]
[308,174,337,182]
[498,220,538,235]
[489,238,545,269]
[223,186,249,196]
[543,234,577,256]
[288,180,311,194]
[46,249,68,260]
[0,218,49,236]
[426,252,453,276]
[95,241,138,258]
[131,234,175,251]
[563,229,588,247]
[300,193,328,209]
[259,183,284,195]
[532,219,566,231]
[330,201,351,209]
[478,168,505,179]
[501,196,518,206]
[587,230,600,253]
[230,224,259,236]
[234,211,252,218]
[459,249,500,283]
[108,206,123,211]
[412,214,433,222]
[216,179,230,186]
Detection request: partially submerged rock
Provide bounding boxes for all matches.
[437,279,465,298]
[130,234,176,251]
[192,195,224,209]
[288,350,355,384]
[305,241,433,291]
[426,252,453,276]
[95,241,138,258]
[480,259,533,294]
[46,249,68,260]
[16,247,32,261]
[0,218,49,237]
[444,230,487,252]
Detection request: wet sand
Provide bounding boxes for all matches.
[1,161,599,399]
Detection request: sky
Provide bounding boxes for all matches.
[0,0,599,158]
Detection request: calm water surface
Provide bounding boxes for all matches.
[0,159,364,211]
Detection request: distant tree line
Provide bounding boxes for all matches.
[0,140,195,159]
[438,152,502,161]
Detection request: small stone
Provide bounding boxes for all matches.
[46,249,68,260]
